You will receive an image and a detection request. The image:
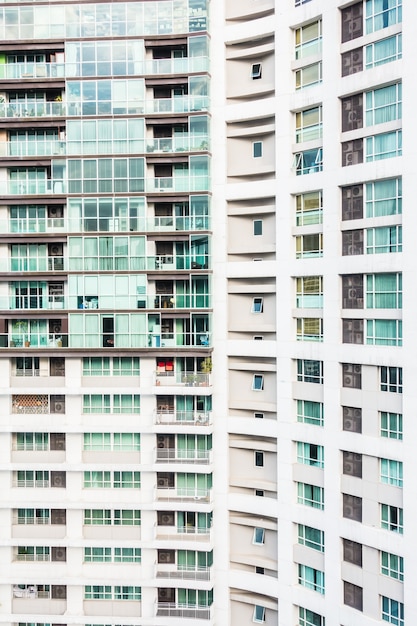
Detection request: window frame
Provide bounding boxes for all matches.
[298,524,324,552]
[253,527,265,545]
[380,412,402,440]
[251,63,262,80]
[252,374,264,391]
[252,297,263,313]
[380,458,403,487]
[252,141,263,158]
[381,551,404,581]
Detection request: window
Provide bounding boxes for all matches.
[255,489,264,497]
[294,147,323,175]
[84,509,111,525]
[298,606,325,626]
[114,547,141,562]
[296,233,323,258]
[253,605,265,623]
[365,178,401,218]
[343,451,362,478]
[366,34,402,68]
[342,184,363,220]
[253,220,263,236]
[298,524,324,552]
[380,459,403,487]
[343,494,362,521]
[342,139,363,166]
[341,3,363,42]
[114,509,141,525]
[83,471,140,489]
[380,366,402,393]
[366,273,402,308]
[343,539,362,566]
[297,359,323,384]
[381,551,403,581]
[255,451,264,467]
[297,483,324,510]
[83,394,141,413]
[366,130,402,161]
[113,471,141,489]
[366,320,402,346]
[295,20,322,60]
[254,412,264,419]
[253,142,263,158]
[366,225,402,253]
[84,586,112,600]
[344,582,363,611]
[251,63,262,79]
[343,319,364,344]
[366,83,402,126]
[298,564,325,594]
[252,375,264,391]
[295,62,322,89]
[296,276,323,308]
[16,546,50,562]
[16,432,49,451]
[380,412,402,440]
[381,504,403,533]
[296,318,323,341]
[381,596,404,626]
[295,190,323,226]
[83,433,140,451]
[296,107,322,143]
[343,407,362,433]
[255,566,264,575]
[253,527,265,545]
[84,547,112,562]
[297,400,324,426]
[342,229,364,255]
[83,356,140,376]
[114,586,141,600]
[341,95,363,132]
[252,298,263,313]
[297,443,324,468]
[14,357,40,377]
[83,471,111,489]
[366,0,402,34]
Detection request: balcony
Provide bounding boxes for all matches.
[156,565,211,581]
[143,56,209,75]
[155,372,211,387]
[147,135,209,154]
[1,101,65,118]
[146,176,210,193]
[2,334,67,349]
[0,140,65,158]
[156,488,212,503]
[0,257,66,272]
[0,62,65,80]
[156,603,211,619]
[146,95,209,114]
[0,179,57,196]
[155,448,211,464]
[156,525,211,541]
[155,411,212,426]
[4,295,66,310]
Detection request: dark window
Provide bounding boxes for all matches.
[251,63,262,79]
[255,566,265,574]
[343,406,362,433]
[342,139,364,166]
[255,451,264,467]
[255,489,264,497]
[380,366,402,393]
[341,47,363,76]
[343,539,363,566]
[157,473,175,488]
[342,95,364,131]
[341,185,363,221]
[341,2,363,43]
[50,433,66,451]
[343,493,362,522]
[342,230,364,255]
[157,511,175,526]
[343,319,364,344]
[342,275,364,308]
[343,451,363,478]
[158,549,175,563]
[344,581,363,611]
[254,220,263,235]
[297,359,323,384]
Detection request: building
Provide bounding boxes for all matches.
[0,0,413,625]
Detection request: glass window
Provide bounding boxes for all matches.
[252,375,264,391]
[84,509,111,525]
[253,141,263,158]
[366,320,402,346]
[113,471,141,488]
[297,482,324,509]
[295,190,323,226]
[380,459,403,487]
[114,547,141,562]
[298,564,325,594]
[380,366,402,393]
[113,586,141,600]
[294,147,323,175]
[251,63,262,79]
[255,451,264,467]
[366,130,402,161]
[253,605,265,623]
[381,596,404,626]
[295,21,322,60]
[366,0,402,34]
[252,297,263,313]
[366,83,402,126]
[297,442,324,468]
[296,233,323,258]
[114,509,141,525]
[296,106,322,143]
[84,547,111,562]
[381,504,403,533]
[253,527,265,544]
[366,273,402,308]
[381,551,404,581]
[365,178,402,217]
[84,585,112,600]
[298,525,324,552]
[83,471,111,488]
[366,34,402,68]
[296,318,323,341]
[380,412,402,440]
[296,276,323,308]
[295,62,322,89]
[298,606,325,626]
[297,400,324,426]
[366,225,402,254]
[297,359,323,384]
[253,220,263,236]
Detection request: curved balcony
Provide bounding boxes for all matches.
[155,448,211,464]
[156,603,211,620]
[155,410,212,426]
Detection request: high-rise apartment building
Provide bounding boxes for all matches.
[0,0,413,625]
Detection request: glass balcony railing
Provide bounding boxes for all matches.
[156,487,212,502]
[156,565,211,580]
[0,180,57,196]
[155,410,212,425]
[0,140,65,157]
[0,101,65,118]
[3,295,66,310]
[155,448,211,464]
[0,257,66,272]
[156,603,211,619]
[147,135,209,153]
[146,96,209,114]
[155,372,211,387]
[146,176,210,193]
[0,62,65,80]
[0,332,211,349]
[0,216,209,234]
[143,56,209,75]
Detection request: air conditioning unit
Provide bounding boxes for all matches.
[158,477,170,487]
[50,322,62,335]
[344,462,354,475]
[52,547,67,562]
[160,513,175,525]
[50,244,63,256]
[158,551,173,563]
[343,375,352,387]
[51,399,65,414]
[51,585,67,599]
[50,434,66,451]
[51,509,66,525]
[49,207,63,218]
[51,471,66,488]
